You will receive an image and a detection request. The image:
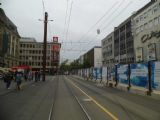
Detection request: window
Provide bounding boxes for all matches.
[144,23,148,29]
[140,25,143,31]
[143,12,148,19]
[135,27,140,34]
[149,20,153,28]
[153,5,158,13]
[140,15,143,21]
[154,17,158,25]
[148,9,152,16]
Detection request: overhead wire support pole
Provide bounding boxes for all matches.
[42,12,48,82]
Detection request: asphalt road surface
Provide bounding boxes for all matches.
[0,75,160,120]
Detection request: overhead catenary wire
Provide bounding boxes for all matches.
[65,0,73,42]
[101,1,133,31]
[61,0,137,60]
[63,0,69,43]
[42,0,45,17]
[76,1,119,43]
[97,0,125,30]
[81,0,133,51]
[84,3,133,58]
[72,0,126,52]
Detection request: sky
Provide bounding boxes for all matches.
[1,0,150,62]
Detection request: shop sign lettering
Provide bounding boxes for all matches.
[141,30,160,43]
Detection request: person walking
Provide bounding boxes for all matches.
[38,71,41,81]
[4,70,13,89]
[35,71,38,82]
[28,71,32,81]
[15,70,23,91]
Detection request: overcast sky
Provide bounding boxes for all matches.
[1,0,150,62]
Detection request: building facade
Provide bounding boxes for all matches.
[114,16,134,64]
[0,8,20,67]
[19,37,61,73]
[132,0,160,62]
[102,32,114,67]
[52,37,61,74]
[83,46,102,68]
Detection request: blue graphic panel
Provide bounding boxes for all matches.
[117,64,129,85]
[108,66,116,82]
[102,67,107,81]
[130,63,148,88]
[151,62,160,91]
[97,68,102,79]
[93,68,97,80]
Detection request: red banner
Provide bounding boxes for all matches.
[52,44,60,52]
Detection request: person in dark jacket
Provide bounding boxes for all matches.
[35,71,38,82]
[4,71,13,89]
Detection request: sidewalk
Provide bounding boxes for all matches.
[0,79,34,96]
[72,75,160,98]
[0,75,54,96]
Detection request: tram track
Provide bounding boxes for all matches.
[48,76,59,120]
[49,75,91,120]
[63,76,91,120]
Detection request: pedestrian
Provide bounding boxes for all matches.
[3,70,13,89]
[35,71,38,82]
[15,70,23,91]
[28,71,32,81]
[38,71,41,81]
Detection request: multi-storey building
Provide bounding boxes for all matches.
[102,32,114,67]
[114,16,134,64]
[132,0,160,62]
[83,46,102,68]
[52,37,61,74]
[77,55,84,65]
[19,37,61,73]
[0,8,20,67]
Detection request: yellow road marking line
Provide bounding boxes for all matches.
[66,77,119,120]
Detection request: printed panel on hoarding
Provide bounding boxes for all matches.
[151,62,160,91]
[102,67,107,81]
[93,68,97,80]
[117,64,129,85]
[97,68,102,79]
[89,68,93,79]
[130,63,148,88]
[108,66,116,82]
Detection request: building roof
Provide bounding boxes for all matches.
[133,0,155,17]
[20,37,37,42]
[0,8,20,37]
